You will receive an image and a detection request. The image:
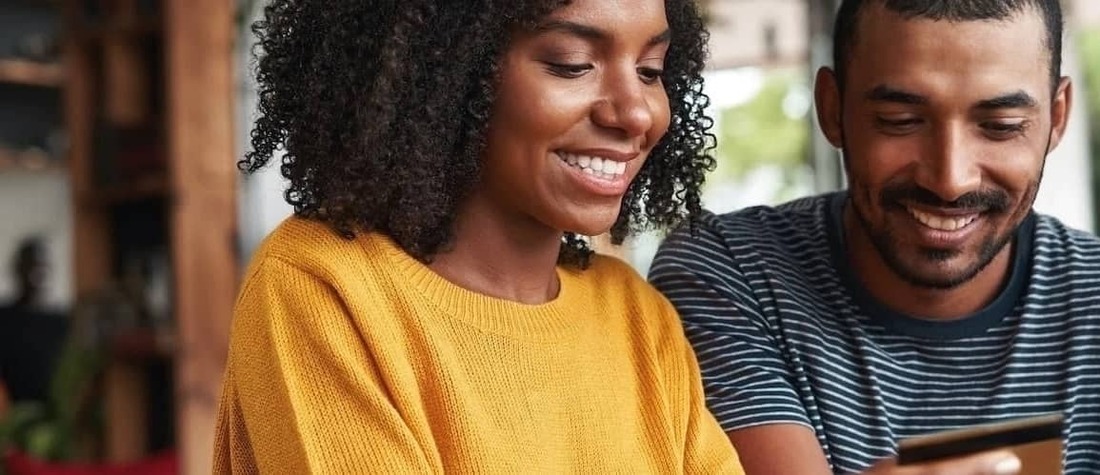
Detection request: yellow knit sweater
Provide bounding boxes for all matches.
[213,217,742,474]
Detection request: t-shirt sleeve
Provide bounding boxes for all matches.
[674,309,747,475]
[648,219,813,433]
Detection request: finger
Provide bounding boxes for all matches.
[865,451,1021,475]
[912,451,1021,475]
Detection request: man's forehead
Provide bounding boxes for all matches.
[846,4,1051,100]
[850,2,1049,61]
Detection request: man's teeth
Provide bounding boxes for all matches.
[908,208,978,231]
[558,152,627,179]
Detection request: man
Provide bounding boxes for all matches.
[0,237,68,406]
[650,0,1099,473]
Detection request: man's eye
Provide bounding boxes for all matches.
[982,121,1028,140]
[875,117,922,134]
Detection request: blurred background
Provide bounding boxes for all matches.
[0,1,1095,474]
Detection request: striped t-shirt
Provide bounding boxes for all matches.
[649,192,1100,474]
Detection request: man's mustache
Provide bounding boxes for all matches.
[880,185,1011,213]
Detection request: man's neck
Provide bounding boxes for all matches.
[843,204,1013,320]
[427,195,563,305]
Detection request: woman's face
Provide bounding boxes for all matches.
[476,0,671,236]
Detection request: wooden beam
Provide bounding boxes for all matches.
[164,0,237,473]
[102,364,149,461]
[101,0,149,127]
[62,0,150,462]
[62,0,111,298]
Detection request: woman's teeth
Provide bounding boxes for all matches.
[908,207,978,231]
[558,152,627,180]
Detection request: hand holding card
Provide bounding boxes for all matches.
[896,413,1063,475]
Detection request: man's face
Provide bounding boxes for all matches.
[816,3,1071,289]
[15,255,47,300]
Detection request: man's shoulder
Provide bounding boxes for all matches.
[1032,213,1100,265]
[711,193,830,230]
[659,192,836,257]
[650,193,840,299]
[1021,214,1100,314]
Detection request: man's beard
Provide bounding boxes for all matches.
[849,189,1018,289]
[841,152,1041,290]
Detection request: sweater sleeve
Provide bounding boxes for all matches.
[212,255,434,474]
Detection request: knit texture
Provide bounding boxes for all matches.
[212,217,742,474]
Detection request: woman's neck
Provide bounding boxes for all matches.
[428,195,564,305]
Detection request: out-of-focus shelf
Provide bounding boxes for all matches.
[0,58,65,87]
[77,18,161,40]
[90,172,170,205]
[111,327,176,362]
[0,147,64,173]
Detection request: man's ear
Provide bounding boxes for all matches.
[814,66,844,148]
[1046,76,1073,154]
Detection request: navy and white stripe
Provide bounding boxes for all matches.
[649,192,1100,474]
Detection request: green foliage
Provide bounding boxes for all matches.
[1081,30,1100,112]
[711,70,811,202]
[1081,28,1100,233]
[0,332,103,462]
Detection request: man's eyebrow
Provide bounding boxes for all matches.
[974,91,1039,110]
[865,85,927,105]
[535,20,671,47]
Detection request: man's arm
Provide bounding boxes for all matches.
[649,222,823,467]
[728,424,831,475]
[650,225,833,473]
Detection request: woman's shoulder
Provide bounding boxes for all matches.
[573,253,673,310]
[576,254,689,354]
[246,216,389,280]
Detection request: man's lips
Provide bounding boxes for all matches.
[907,206,982,232]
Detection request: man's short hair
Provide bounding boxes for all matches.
[831,0,1063,92]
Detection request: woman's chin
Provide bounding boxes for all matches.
[550,207,622,240]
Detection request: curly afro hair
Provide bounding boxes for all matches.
[242,0,714,267]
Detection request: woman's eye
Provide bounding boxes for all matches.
[546,62,593,78]
[638,67,664,85]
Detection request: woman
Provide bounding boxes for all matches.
[213,0,742,472]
